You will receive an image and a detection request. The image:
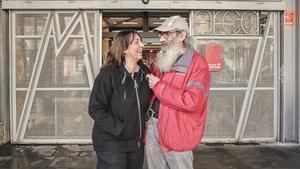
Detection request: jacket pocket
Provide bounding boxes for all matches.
[119,115,139,139]
[161,109,196,151]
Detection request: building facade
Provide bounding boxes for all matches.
[0,0,299,144]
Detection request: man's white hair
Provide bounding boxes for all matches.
[183,34,196,50]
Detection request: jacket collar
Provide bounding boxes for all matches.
[170,47,194,74]
[119,63,146,85]
[123,63,140,74]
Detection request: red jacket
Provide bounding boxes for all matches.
[150,48,210,152]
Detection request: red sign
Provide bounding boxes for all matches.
[285,10,295,26]
[204,43,224,72]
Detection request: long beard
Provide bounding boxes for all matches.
[156,40,183,72]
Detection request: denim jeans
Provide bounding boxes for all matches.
[96,147,144,169]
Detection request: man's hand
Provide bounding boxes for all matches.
[146,74,160,89]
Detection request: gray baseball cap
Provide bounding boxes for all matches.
[153,15,189,33]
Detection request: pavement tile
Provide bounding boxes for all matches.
[0,156,12,168]
[52,146,80,157]
[0,143,300,169]
[0,144,12,156]
[48,156,96,168]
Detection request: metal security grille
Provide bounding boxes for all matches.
[11,10,100,143]
[192,11,279,142]
[10,10,279,144]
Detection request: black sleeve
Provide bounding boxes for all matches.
[88,69,124,136]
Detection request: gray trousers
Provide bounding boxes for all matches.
[145,117,194,169]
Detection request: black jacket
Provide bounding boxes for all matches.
[88,63,152,152]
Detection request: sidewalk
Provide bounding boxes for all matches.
[0,143,300,169]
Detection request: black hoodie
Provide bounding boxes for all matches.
[88,63,152,152]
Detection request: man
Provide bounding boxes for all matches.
[145,15,210,169]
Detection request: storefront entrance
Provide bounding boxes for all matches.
[101,12,189,66]
[10,10,279,143]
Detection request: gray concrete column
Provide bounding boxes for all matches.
[296,0,300,143]
[282,0,298,142]
[0,2,10,143]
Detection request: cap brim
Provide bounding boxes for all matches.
[153,26,175,32]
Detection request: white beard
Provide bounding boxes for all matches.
[156,39,183,72]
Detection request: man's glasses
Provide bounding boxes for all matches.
[156,31,180,39]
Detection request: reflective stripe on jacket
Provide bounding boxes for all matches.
[150,48,210,152]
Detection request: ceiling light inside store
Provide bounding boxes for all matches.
[159,17,188,20]
[122,22,138,24]
[159,17,168,20]
[110,17,130,20]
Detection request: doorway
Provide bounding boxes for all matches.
[102,11,189,66]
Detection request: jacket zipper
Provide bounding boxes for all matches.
[134,79,142,148]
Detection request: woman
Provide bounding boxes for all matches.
[88,30,152,169]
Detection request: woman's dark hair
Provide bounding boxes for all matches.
[104,30,142,69]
